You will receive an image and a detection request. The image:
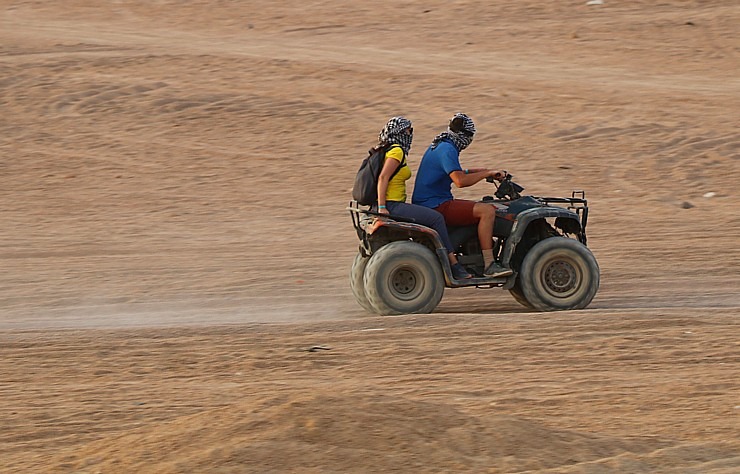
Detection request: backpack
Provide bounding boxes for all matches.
[352,144,405,206]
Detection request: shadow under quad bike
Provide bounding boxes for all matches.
[348,174,599,315]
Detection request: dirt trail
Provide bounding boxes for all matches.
[1,1,738,472]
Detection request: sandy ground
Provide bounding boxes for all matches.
[1,1,739,472]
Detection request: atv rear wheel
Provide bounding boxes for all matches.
[519,237,599,311]
[363,241,444,316]
[350,253,376,313]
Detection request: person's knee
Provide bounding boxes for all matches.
[431,212,446,227]
[475,203,495,221]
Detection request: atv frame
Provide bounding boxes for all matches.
[348,187,599,314]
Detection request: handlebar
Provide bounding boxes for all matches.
[486,173,524,200]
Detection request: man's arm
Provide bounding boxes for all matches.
[450,169,506,188]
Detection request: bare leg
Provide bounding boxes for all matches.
[472,202,495,250]
[473,203,512,277]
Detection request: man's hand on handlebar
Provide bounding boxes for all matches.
[493,170,507,181]
[486,169,508,182]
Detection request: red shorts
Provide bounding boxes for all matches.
[434,199,478,226]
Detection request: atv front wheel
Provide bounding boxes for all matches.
[508,278,534,309]
[363,241,444,315]
[519,237,599,311]
[350,253,375,313]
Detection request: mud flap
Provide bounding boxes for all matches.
[502,273,518,290]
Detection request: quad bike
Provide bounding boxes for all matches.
[348,174,599,315]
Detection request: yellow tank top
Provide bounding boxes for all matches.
[385,146,411,203]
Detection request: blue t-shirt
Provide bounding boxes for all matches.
[411,139,462,208]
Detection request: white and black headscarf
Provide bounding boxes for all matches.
[378,116,413,154]
[431,113,476,151]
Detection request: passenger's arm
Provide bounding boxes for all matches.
[376,158,401,214]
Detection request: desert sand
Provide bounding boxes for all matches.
[1,1,739,472]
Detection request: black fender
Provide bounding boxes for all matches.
[501,207,582,268]
[365,218,447,254]
[364,218,470,286]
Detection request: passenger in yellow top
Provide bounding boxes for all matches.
[374,117,472,280]
[381,145,411,202]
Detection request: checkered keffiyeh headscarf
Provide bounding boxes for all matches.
[378,116,413,154]
[431,113,476,151]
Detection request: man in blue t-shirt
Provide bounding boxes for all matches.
[412,113,512,278]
